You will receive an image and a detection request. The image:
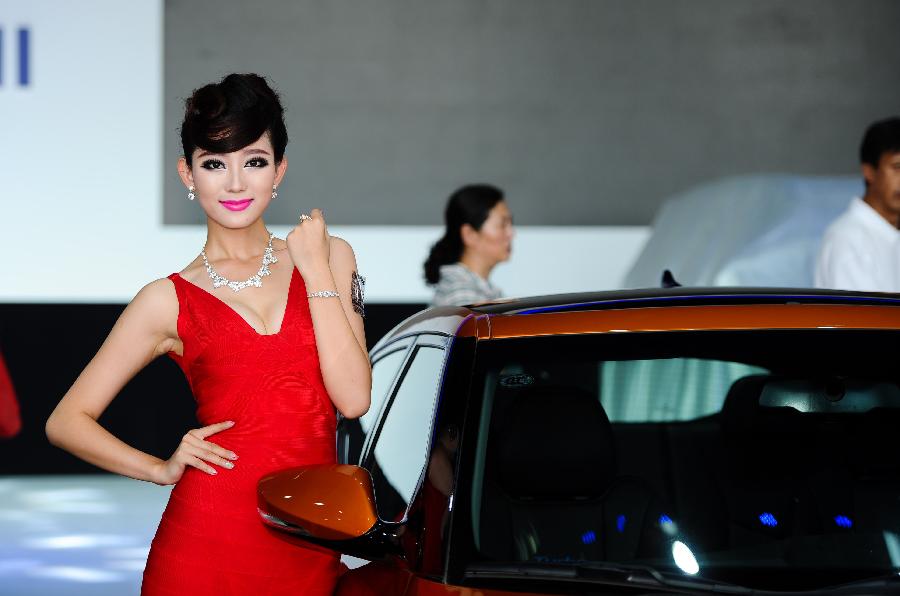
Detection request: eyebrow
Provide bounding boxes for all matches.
[195,147,272,158]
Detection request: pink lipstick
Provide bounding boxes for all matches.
[220,199,253,212]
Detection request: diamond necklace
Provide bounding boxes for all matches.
[201,232,278,292]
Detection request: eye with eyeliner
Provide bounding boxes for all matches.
[199,157,269,170]
[200,158,225,170]
[245,156,269,168]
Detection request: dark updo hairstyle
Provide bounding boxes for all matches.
[180,73,288,167]
[424,184,505,285]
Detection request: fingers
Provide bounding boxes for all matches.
[185,433,237,461]
[189,455,219,476]
[178,441,235,475]
[302,209,326,230]
[194,448,235,470]
[313,209,329,239]
[190,420,234,440]
[180,421,238,476]
[291,209,325,236]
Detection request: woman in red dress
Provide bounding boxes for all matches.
[46,73,372,595]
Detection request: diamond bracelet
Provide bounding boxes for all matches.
[308,290,340,299]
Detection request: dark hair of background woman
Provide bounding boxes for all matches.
[423,184,505,285]
[180,73,288,167]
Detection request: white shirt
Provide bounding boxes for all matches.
[431,263,502,306]
[815,197,900,292]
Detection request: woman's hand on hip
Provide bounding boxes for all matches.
[151,420,238,485]
[286,208,331,278]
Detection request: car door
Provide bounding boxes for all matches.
[335,334,488,596]
[336,335,450,594]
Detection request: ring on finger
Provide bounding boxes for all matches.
[298,213,312,224]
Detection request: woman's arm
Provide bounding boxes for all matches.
[45,279,237,484]
[305,237,372,418]
[287,210,372,418]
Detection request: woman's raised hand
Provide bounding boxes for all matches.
[286,208,331,278]
[151,420,238,485]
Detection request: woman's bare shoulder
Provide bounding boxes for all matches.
[129,277,179,318]
[105,277,182,354]
[328,235,358,266]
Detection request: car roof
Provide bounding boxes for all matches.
[469,286,900,315]
[372,287,900,352]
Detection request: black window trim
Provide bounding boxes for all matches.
[362,337,449,467]
[362,336,450,522]
[353,337,416,464]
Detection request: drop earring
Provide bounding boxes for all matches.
[187,186,195,201]
[271,185,278,200]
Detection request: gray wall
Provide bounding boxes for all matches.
[164,0,900,226]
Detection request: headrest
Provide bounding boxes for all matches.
[721,375,900,432]
[760,379,900,413]
[494,385,615,499]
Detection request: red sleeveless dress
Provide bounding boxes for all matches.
[141,268,339,595]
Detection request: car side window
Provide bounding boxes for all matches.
[337,345,409,465]
[360,348,408,435]
[368,345,446,522]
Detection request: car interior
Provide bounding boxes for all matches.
[478,383,665,563]
[470,330,900,589]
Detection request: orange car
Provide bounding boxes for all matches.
[259,287,900,595]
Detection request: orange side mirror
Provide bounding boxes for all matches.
[258,464,379,541]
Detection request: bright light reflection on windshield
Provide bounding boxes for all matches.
[672,540,700,575]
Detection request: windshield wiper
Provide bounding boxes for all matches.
[811,573,900,595]
[469,564,900,595]
[465,562,757,595]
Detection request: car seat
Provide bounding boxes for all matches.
[478,385,665,563]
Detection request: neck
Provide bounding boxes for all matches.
[204,219,271,261]
[862,193,900,229]
[459,251,495,280]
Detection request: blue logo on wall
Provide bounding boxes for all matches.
[0,26,31,87]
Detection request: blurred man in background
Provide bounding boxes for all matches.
[815,117,900,292]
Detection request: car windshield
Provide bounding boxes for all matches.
[467,329,900,592]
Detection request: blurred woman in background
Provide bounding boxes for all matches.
[424,184,515,306]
